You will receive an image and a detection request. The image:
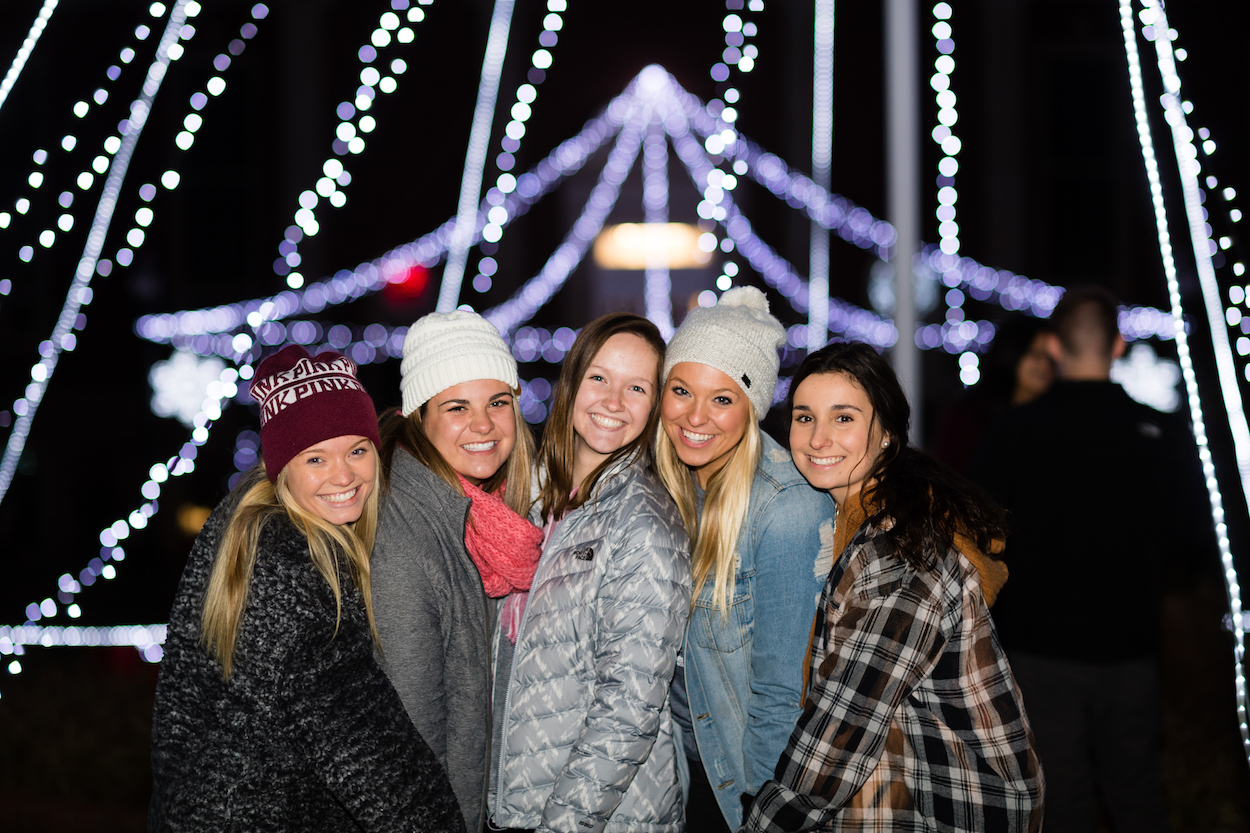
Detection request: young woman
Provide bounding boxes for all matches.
[492,313,692,833]
[744,342,1043,832]
[655,287,833,831]
[370,310,541,833]
[150,346,463,832]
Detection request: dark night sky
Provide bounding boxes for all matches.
[1,0,1249,627]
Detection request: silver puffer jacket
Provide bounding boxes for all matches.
[492,456,692,833]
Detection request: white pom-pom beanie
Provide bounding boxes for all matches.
[400,310,518,416]
[663,286,786,418]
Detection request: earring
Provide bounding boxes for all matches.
[882,440,890,448]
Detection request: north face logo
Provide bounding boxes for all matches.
[573,546,594,561]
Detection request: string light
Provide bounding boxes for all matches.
[0,0,59,116]
[1,625,167,666]
[0,0,195,511]
[6,362,242,642]
[484,111,645,336]
[438,0,516,311]
[3,20,158,262]
[1120,0,1248,761]
[135,106,622,345]
[807,0,834,353]
[642,117,674,338]
[275,3,426,292]
[110,7,264,272]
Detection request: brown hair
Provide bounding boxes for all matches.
[536,313,666,523]
[1050,285,1121,359]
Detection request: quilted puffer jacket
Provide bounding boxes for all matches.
[491,457,692,833]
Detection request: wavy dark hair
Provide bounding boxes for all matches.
[788,342,1007,568]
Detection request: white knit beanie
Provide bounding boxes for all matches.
[663,286,786,418]
[400,310,518,416]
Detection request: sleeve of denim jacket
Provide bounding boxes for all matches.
[742,482,833,796]
[539,495,693,833]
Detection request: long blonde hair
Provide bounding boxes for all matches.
[655,399,761,615]
[200,457,381,678]
[377,389,534,518]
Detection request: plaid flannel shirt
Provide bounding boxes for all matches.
[744,522,1043,832]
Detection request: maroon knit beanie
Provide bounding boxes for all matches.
[250,345,382,482]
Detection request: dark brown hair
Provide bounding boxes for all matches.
[789,341,1007,568]
[536,313,666,523]
[1050,285,1121,359]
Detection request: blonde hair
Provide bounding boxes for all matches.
[655,399,761,615]
[200,456,381,679]
[377,387,534,517]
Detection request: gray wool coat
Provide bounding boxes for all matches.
[149,488,464,832]
[372,448,497,833]
[492,457,693,833]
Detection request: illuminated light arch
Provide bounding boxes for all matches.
[1119,0,1248,761]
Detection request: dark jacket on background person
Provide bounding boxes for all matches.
[149,491,464,833]
[372,447,496,833]
[968,380,1210,660]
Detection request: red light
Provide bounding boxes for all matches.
[383,264,430,303]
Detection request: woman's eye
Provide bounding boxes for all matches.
[669,386,688,397]
[714,396,733,406]
[589,374,605,383]
[306,456,322,464]
[630,384,647,394]
[491,398,513,409]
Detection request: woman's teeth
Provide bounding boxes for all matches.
[589,414,624,429]
[681,428,714,443]
[809,456,842,466]
[319,487,359,504]
[462,441,497,452]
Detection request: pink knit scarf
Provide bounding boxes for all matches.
[456,475,543,643]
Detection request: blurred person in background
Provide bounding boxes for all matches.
[933,315,1054,472]
[970,286,1213,833]
[149,345,463,832]
[491,312,691,832]
[371,311,540,833]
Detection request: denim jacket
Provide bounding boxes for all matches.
[682,432,834,828]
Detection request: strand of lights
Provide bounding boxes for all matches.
[8,364,242,642]
[927,1,976,381]
[135,105,622,346]
[807,0,834,354]
[107,6,265,275]
[471,0,568,300]
[668,119,897,350]
[1,15,158,254]
[438,0,515,311]
[0,0,194,510]
[0,625,168,670]
[1120,0,1248,761]
[484,111,645,336]
[0,0,58,116]
[642,119,674,339]
[690,2,762,327]
[275,3,427,291]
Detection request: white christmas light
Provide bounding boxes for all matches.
[0,0,195,510]
[807,0,834,353]
[1121,0,1248,762]
[0,0,59,116]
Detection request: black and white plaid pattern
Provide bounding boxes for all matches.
[744,522,1043,832]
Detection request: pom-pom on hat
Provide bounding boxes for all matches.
[250,345,381,482]
[663,286,786,418]
[400,310,518,416]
